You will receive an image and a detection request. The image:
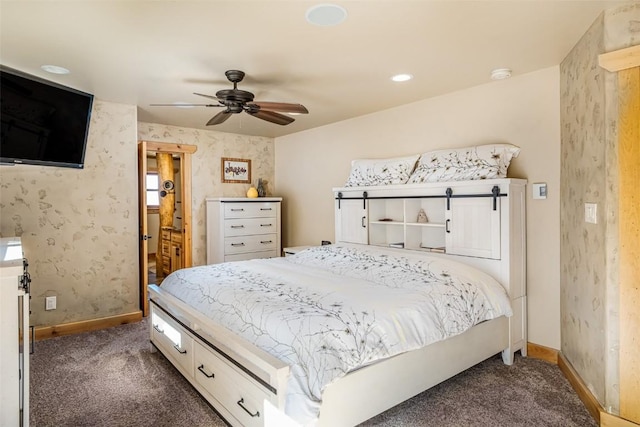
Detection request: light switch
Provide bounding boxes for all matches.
[532,183,547,199]
[585,203,597,224]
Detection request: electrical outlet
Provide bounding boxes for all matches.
[45,296,56,310]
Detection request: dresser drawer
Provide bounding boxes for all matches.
[151,307,194,376]
[224,234,278,254]
[224,202,278,219]
[194,341,271,427]
[224,250,278,262]
[224,218,277,237]
[171,232,182,244]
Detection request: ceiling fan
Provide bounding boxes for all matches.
[152,70,309,126]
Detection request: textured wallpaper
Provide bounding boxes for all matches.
[560,2,639,413]
[137,122,276,266]
[0,100,139,326]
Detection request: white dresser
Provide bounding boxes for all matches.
[206,197,282,264]
[0,237,30,427]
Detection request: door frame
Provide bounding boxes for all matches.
[138,140,197,316]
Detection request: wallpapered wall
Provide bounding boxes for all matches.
[0,100,139,326]
[559,2,639,413]
[0,106,276,328]
[137,122,276,266]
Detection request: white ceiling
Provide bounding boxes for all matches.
[0,1,630,138]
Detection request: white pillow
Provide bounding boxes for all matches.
[344,155,419,187]
[407,144,520,183]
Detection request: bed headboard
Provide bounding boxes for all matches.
[333,178,527,358]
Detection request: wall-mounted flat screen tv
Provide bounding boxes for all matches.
[0,66,94,169]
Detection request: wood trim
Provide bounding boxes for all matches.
[601,411,640,427]
[181,150,193,267]
[599,45,640,72]
[35,311,142,341]
[140,140,197,154]
[558,353,602,423]
[618,66,640,423]
[557,353,640,427]
[527,342,558,364]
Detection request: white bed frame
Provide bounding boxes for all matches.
[149,178,527,427]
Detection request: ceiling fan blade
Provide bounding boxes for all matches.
[246,109,295,125]
[251,102,308,114]
[206,110,233,126]
[194,92,220,101]
[150,103,222,107]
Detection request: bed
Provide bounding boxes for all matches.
[149,178,527,427]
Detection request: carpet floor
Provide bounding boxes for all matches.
[30,319,596,427]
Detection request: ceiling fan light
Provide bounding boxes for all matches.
[306,4,347,26]
[491,68,512,80]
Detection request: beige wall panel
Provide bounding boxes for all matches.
[276,66,561,350]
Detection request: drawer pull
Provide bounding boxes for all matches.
[197,364,215,379]
[230,225,245,229]
[260,208,272,211]
[173,344,187,354]
[231,243,245,247]
[153,324,164,334]
[260,223,272,227]
[230,208,244,212]
[260,240,273,244]
[237,398,260,418]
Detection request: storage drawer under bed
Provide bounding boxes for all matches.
[194,341,271,427]
[151,306,194,377]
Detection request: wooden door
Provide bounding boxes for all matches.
[137,142,149,315]
[138,141,197,316]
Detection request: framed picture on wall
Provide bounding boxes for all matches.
[221,157,251,183]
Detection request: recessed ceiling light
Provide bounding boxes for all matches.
[306,4,347,26]
[491,68,512,80]
[41,65,70,75]
[391,73,413,82]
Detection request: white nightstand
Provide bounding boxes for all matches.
[283,245,313,257]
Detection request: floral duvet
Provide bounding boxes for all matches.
[160,243,512,425]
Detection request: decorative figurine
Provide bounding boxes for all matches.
[257,178,266,197]
[417,209,428,223]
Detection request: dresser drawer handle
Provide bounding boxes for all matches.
[230,208,244,212]
[260,223,272,227]
[231,243,245,247]
[230,225,245,229]
[237,398,260,418]
[197,364,215,379]
[260,240,273,244]
[260,208,272,211]
[153,324,164,334]
[173,344,187,354]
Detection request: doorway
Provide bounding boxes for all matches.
[138,140,197,316]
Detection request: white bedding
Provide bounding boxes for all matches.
[159,243,512,425]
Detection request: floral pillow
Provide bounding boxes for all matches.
[344,155,419,187]
[407,144,520,183]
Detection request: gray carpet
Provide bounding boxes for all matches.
[30,319,596,427]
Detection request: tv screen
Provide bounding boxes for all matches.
[0,66,94,169]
